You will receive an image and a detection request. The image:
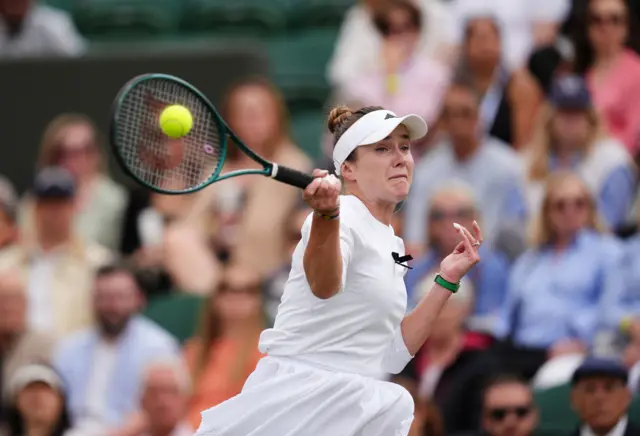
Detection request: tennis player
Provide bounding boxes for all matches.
[195,105,483,436]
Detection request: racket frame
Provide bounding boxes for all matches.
[110,73,280,195]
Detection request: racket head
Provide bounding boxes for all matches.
[110,74,228,195]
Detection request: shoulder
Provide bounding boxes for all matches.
[95,176,129,206]
[133,317,179,349]
[0,245,24,266]
[55,328,94,355]
[32,5,74,23]
[582,231,624,258]
[483,138,523,167]
[84,242,115,267]
[591,138,632,164]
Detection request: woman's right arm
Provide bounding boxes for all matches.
[304,214,343,299]
[302,170,344,299]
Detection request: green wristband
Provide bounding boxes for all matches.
[434,274,460,293]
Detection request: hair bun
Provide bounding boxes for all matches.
[327,105,353,134]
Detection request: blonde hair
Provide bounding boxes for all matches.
[37,113,105,172]
[527,103,607,182]
[528,171,607,247]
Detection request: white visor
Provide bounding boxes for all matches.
[332,110,428,175]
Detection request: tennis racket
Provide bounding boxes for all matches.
[109,73,314,194]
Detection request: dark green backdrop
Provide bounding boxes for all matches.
[0,44,267,193]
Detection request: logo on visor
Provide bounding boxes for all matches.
[384,113,396,120]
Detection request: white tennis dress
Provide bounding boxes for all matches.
[196,195,415,436]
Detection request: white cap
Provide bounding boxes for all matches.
[332,109,428,175]
[7,364,63,400]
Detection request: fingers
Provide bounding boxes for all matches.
[472,220,484,245]
[453,223,474,254]
[311,168,329,178]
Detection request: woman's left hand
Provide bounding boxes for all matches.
[439,221,483,283]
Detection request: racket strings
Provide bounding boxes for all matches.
[115,78,222,192]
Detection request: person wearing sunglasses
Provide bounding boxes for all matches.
[571,0,640,157]
[478,374,538,436]
[525,74,635,233]
[493,171,625,380]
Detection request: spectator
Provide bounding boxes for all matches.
[476,374,538,436]
[0,167,113,337]
[0,272,54,428]
[53,264,178,435]
[570,357,639,435]
[341,0,451,127]
[262,202,310,327]
[328,0,456,90]
[0,177,18,251]
[184,77,311,277]
[405,182,510,336]
[525,75,635,231]
[448,0,571,70]
[494,171,625,379]
[455,16,542,149]
[404,80,527,255]
[183,264,264,430]
[0,0,85,58]
[3,365,71,436]
[140,359,193,436]
[120,188,220,296]
[20,114,128,252]
[572,0,640,156]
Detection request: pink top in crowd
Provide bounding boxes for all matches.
[587,49,640,156]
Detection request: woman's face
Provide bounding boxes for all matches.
[343,124,414,206]
[215,275,262,324]
[54,122,99,179]
[227,85,281,155]
[16,382,63,426]
[465,18,501,68]
[551,110,592,149]
[588,0,628,54]
[546,180,591,240]
[383,6,420,45]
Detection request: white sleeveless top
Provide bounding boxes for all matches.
[259,195,408,376]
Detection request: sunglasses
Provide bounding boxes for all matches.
[442,106,476,120]
[588,12,626,27]
[218,285,261,296]
[549,197,588,213]
[430,207,475,221]
[488,405,532,422]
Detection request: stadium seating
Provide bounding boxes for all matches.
[72,0,183,37]
[183,0,287,34]
[143,293,205,343]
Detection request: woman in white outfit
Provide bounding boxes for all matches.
[195,105,483,436]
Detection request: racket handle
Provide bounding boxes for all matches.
[271,164,315,189]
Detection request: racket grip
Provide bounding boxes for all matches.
[271,164,315,189]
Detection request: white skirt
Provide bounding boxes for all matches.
[195,356,415,436]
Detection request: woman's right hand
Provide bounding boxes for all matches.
[302,169,341,214]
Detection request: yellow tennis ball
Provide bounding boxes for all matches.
[159,105,193,139]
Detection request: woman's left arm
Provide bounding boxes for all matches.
[509,70,543,150]
[381,222,482,373]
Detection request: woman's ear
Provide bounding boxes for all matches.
[341,162,356,182]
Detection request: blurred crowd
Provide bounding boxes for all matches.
[2,0,640,435]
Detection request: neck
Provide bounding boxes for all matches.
[148,425,175,436]
[37,232,70,252]
[451,137,479,161]
[222,320,260,341]
[554,143,580,163]
[0,331,19,354]
[553,234,576,251]
[354,194,395,225]
[471,62,498,91]
[594,46,623,69]
[24,422,55,436]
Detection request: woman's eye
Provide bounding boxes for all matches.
[401,145,411,152]
[375,147,388,153]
